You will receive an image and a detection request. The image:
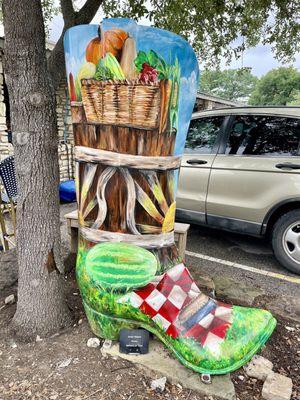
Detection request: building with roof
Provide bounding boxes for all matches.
[194,91,243,111]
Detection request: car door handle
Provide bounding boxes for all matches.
[186,159,208,165]
[275,163,300,170]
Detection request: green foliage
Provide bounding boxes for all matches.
[200,68,258,102]
[41,0,60,30]
[0,0,60,36]
[249,67,300,105]
[135,50,167,78]
[102,0,300,66]
[2,1,298,65]
[287,90,300,105]
[95,59,114,81]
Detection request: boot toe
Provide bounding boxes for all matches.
[220,305,276,366]
[178,305,276,374]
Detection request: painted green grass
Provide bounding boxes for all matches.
[76,244,276,374]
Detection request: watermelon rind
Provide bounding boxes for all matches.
[85,242,158,291]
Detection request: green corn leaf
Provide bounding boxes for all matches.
[83,198,97,219]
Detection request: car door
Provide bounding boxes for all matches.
[206,113,300,234]
[176,115,227,223]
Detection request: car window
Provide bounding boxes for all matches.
[226,115,300,156]
[184,116,224,154]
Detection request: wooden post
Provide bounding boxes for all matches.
[0,202,9,251]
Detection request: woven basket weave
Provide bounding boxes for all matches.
[81,79,162,129]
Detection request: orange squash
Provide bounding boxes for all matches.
[86,29,128,65]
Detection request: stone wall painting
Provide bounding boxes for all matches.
[64,18,276,375]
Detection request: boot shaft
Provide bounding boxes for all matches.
[64,19,199,272]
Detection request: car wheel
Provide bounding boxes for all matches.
[272,209,300,275]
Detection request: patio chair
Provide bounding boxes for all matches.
[0,155,17,250]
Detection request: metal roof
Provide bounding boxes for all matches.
[196,91,243,106]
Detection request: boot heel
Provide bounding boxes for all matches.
[83,301,138,340]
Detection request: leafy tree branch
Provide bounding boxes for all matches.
[1,0,299,75]
[102,0,300,66]
[49,0,103,89]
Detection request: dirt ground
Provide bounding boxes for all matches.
[0,261,299,400]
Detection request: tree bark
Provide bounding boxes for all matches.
[2,0,73,340]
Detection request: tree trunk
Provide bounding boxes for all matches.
[2,0,72,340]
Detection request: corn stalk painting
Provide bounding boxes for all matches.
[75,155,180,268]
[77,164,177,234]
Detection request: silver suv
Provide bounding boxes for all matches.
[176,107,300,274]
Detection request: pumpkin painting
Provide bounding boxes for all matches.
[86,29,128,65]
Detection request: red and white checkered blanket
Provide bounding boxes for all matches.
[118,263,233,357]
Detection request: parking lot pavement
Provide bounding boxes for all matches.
[185,224,300,321]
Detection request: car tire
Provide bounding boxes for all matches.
[271,209,300,275]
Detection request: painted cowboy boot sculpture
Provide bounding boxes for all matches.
[64,19,276,374]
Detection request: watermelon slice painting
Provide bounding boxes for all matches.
[85,242,158,291]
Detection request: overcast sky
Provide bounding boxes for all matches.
[48,12,300,78]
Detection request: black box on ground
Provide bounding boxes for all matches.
[119,329,149,354]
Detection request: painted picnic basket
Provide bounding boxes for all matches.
[81,79,172,131]
[79,27,173,132]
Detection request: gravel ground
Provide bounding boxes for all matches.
[0,282,209,400]
[0,203,298,400]
[0,267,299,400]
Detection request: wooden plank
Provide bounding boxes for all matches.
[173,222,190,233]
[74,146,181,170]
[66,216,189,234]
[73,123,176,157]
[73,120,179,269]
[65,209,190,235]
